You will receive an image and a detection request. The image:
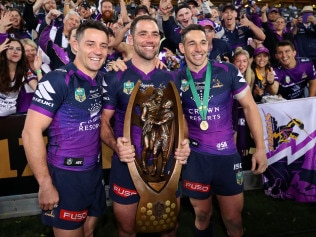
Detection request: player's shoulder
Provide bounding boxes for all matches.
[297,57,311,64]
[211,60,236,73]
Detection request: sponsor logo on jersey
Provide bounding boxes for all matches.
[212,78,223,88]
[44,210,55,218]
[64,157,84,166]
[180,79,189,92]
[123,81,134,95]
[79,116,101,131]
[237,71,246,82]
[233,162,242,170]
[75,87,86,102]
[236,170,243,185]
[113,184,137,197]
[88,102,102,118]
[35,80,56,101]
[285,75,291,84]
[89,88,101,99]
[60,209,88,222]
[238,118,246,126]
[301,72,307,79]
[27,70,33,77]
[216,141,228,150]
[183,180,210,192]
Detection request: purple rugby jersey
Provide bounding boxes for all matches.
[274,58,316,100]
[176,60,248,155]
[102,60,176,158]
[29,62,105,171]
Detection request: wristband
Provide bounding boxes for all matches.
[36,69,42,75]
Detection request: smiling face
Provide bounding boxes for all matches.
[9,10,22,28]
[63,13,81,35]
[176,8,193,28]
[73,28,108,78]
[233,53,249,74]
[24,44,37,63]
[254,53,269,69]
[222,8,237,28]
[6,41,23,63]
[101,1,114,18]
[275,45,296,69]
[129,19,160,61]
[179,30,208,71]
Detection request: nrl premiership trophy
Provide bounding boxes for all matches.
[123,81,184,233]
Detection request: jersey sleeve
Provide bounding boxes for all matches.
[29,70,68,118]
[226,63,248,98]
[306,61,316,81]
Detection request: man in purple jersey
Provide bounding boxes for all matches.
[176,24,267,237]
[100,15,190,237]
[22,20,109,237]
[266,40,316,100]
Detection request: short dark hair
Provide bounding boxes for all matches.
[276,40,295,51]
[134,5,149,16]
[76,20,109,42]
[180,24,205,43]
[175,3,191,16]
[130,15,158,36]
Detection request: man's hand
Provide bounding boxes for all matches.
[239,14,253,27]
[107,58,128,72]
[38,179,59,211]
[116,137,136,163]
[159,0,173,15]
[45,9,62,25]
[174,139,191,165]
[307,15,316,25]
[251,148,268,174]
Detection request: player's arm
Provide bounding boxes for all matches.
[22,109,59,210]
[100,109,117,153]
[237,88,268,174]
[308,79,316,97]
[174,116,190,165]
[101,109,136,163]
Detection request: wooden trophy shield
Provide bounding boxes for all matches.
[123,80,184,233]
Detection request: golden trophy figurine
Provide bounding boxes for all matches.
[140,88,164,174]
[151,100,174,177]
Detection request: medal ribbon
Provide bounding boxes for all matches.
[186,62,212,122]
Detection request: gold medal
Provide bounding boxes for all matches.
[200,121,209,130]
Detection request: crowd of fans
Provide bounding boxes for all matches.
[0,0,316,117]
